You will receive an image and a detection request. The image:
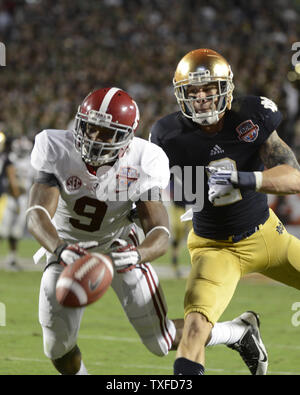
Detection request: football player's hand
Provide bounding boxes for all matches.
[207,167,235,203]
[109,239,141,272]
[208,179,235,203]
[207,167,235,185]
[54,241,100,266]
[206,166,262,203]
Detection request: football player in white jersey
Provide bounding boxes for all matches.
[0,136,34,270]
[27,87,180,374]
[0,132,25,269]
[0,132,21,207]
[26,87,263,375]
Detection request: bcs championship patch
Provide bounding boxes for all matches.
[236,120,259,142]
[116,166,139,192]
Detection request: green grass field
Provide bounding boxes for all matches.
[1,238,300,375]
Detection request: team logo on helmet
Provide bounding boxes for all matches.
[236,120,259,143]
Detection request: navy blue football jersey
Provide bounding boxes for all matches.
[150,95,282,239]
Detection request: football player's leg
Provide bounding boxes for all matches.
[0,196,17,268]
[175,241,241,373]
[39,264,86,374]
[112,263,176,357]
[0,195,13,240]
[254,209,300,289]
[261,232,300,290]
[169,204,186,278]
[8,194,28,269]
[0,194,8,223]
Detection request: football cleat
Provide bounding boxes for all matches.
[227,311,268,375]
[5,260,23,272]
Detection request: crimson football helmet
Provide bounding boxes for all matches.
[173,49,234,126]
[74,87,140,166]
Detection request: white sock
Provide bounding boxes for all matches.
[206,320,246,346]
[76,361,88,375]
[5,252,17,264]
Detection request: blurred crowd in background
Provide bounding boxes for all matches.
[1,0,300,244]
[1,0,300,144]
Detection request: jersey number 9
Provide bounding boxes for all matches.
[70,196,108,232]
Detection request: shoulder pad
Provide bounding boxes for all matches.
[232,95,282,134]
[31,129,72,172]
[126,138,170,200]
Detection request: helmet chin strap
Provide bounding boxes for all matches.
[192,111,220,126]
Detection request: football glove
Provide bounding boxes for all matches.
[208,176,234,203]
[54,241,100,267]
[206,166,262,203]
[109,239,141,272]
[207,166,235,203]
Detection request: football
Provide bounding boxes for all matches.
[56,253,114,308]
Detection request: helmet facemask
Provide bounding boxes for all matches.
[174,69,234,126]
[74,109,134,167]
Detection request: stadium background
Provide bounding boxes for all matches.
[2,0,300,226]
[1,0,300,375]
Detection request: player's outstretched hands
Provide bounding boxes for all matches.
[109,239,141,272]
[55,241,100,266]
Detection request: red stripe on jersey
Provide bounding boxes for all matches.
[129,228,139,247]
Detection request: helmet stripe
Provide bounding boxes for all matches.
[132,100,140,131]
[99,87,121,113]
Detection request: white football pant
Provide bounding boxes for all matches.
[38,225,176,360]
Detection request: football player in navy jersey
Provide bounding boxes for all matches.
[27,87,258,375]
[150,48,300,375]
[0,132,20,200]
[0,132,22,222]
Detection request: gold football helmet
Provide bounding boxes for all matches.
[0,131,6,153]
[173,49,234,125]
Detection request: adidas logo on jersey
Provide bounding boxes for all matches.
[210,145,224,156]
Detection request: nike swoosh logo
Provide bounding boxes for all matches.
[88,268,105,292]
[252,334,268,363]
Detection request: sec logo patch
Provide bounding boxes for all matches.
[66,176,82,192]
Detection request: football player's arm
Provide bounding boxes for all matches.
[136,199,170,264]
[208,131,300,199]
[26,182,64,254]
[258,130,300,194]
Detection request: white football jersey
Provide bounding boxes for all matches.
[31,129,170,247]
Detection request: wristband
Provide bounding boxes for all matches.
[146,226,170,238]
[25,205,52,221]
[54,242,68,258]
[253,171,263,190]
[231,171,262,191]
